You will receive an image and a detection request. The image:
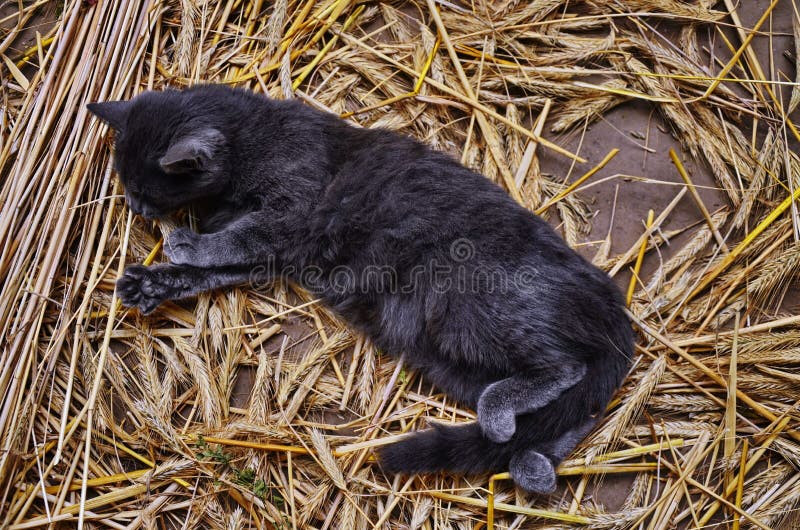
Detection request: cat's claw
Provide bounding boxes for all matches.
[477,385,517,443]
[116,265,167,314]
[164,227,203,266]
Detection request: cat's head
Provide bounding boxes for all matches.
[88,90,228,219]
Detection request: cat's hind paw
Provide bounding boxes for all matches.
[510,449,556,494]
[477,384,516,443]
[116,265,169,314]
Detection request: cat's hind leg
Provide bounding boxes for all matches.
[421,360,499,408]
[509,419,596,494]
[508,449,556,494]
[477,361,586,443]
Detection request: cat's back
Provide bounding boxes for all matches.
[321,125,528,236]
[310,120,630,370]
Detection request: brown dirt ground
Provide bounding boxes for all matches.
[538,3,800,524]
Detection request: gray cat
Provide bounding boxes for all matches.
[88,84,632,493]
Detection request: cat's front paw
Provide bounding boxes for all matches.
[477,384,517,443]
[116,265,168,314]
[164,227,203,266]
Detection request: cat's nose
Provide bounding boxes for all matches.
[139,205,158,219]
[125,194,157,218]
[125,194,143,215]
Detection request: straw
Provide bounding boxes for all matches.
[2,1,799,528]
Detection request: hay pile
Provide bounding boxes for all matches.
[1,0,799,528]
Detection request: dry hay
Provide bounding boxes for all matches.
[1,0,800,529]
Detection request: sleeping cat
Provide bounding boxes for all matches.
[87,85,632,493]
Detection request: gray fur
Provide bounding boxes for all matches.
[510,450,556,493]
[164,213,276,268]
[477,362,587,442]
[509,420,596,494]
[87,85,634,492]
[86,101,131,131]
[160,127,225,174]
[116,264,269,314]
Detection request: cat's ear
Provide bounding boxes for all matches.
[160,128,225,174]
[87,101,132,131]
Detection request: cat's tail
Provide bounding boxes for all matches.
[377,421,505,476]
[376,357,628,478]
